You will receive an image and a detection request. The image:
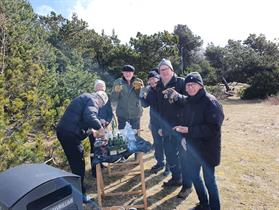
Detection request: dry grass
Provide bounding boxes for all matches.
[83,98,279,210]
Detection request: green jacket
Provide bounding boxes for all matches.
[111,77,144,119]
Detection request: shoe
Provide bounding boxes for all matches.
[163,166,170,176]
[150,164,164,174]
[193,203,211,210]
[82,194,92,203]
[162,178,182,187]
[177,186,192,199]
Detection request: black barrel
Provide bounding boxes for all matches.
[0,163,83,210]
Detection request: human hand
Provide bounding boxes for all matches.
[114,84,122,93]
[93,127,105,138]
[162,87,179,103]
[86,128,94,135]
[133,80,144,90]
[158,129,163,136]
[139,86,151,99]
[173,126,188,133]
[100,119,108,127]
[139,87,146,98]
[98,127,105,137]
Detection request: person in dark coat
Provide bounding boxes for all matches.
[89,80,113,177]
[173,72,224,210]
[155,59,192,196]
[93,80,113,126]
[56,91,108,203]
[111,65,144,130]
[140,69,170,175]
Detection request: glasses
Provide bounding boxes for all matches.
[186,83,199,88]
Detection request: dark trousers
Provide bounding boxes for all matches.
[117,117,140,129]
[88,134,96,174]
[56,128,86,194]
[178,144,192,188]
[151,125,165,166]
[163,135,181,180]
[186,151,220,210]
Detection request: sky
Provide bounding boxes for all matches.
[29,0,279,47]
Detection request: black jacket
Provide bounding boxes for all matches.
[98,98,113,123]
[56,93,102,140]
[156,74,185,136]
[140,86,160,126]
[177,88,224,166]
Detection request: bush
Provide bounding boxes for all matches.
[185,61,218,85]
[206,85,227,100]
[240,69,279,99]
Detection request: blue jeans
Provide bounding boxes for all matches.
[151,125,165,166]
[186,150,220,210]
[163,135,181,180]
[178,143,192,188]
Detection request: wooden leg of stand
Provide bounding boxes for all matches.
[96,164,103,207]
[107,163,112,176]
[100,169,105,196]
[139,153,148,210]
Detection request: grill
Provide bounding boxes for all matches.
[0,163,83,210]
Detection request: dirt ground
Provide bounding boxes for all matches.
[84,98,279,210]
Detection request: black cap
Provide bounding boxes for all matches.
[148,70,160,79]
[151,67,159,74]
[122,65,135,72]
[185,72,204,87]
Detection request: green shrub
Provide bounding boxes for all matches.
[241,69,279,99]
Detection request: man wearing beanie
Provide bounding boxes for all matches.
[173,72,224,210]
[111,64,144,130]
[56,91,108,203]
[155,58,192,198]
[140,69,170,175]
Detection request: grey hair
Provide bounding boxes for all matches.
[94,79,106,91]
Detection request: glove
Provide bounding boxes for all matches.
[162,87,179,103]
[139,87,145,98]
[114,84,122,93]
[139,86,150,98]
[132,80,143,90]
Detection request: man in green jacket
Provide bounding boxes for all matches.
[111,65,144,130]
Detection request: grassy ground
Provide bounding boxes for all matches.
[83,98,279,210]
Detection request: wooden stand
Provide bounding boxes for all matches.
[96,152,148,210]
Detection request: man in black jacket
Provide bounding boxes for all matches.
[56,91,108,203]
[173,72,224,210]
[156,59,192,197]
[140,69,169,175]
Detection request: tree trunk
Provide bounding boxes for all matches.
[222,76,231,91]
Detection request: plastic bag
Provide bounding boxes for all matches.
[124,122,137,151]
